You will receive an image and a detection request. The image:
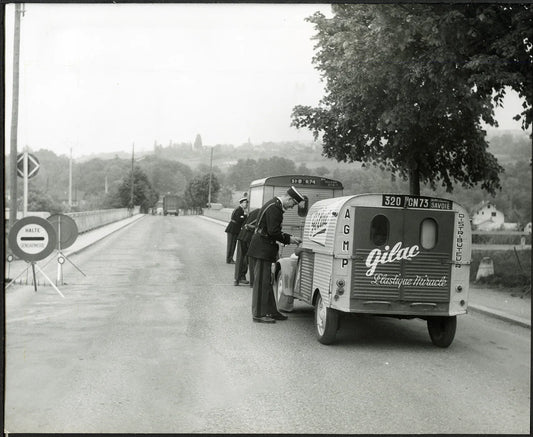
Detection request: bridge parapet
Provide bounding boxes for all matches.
[202,207,232,223]
[5,206,140,235]
[66,206,140,233]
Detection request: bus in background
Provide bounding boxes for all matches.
[248,175,343,257]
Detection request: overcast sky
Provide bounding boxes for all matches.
[4,3,527,159]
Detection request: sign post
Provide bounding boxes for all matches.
[7,216,64,297]
[16,152,40,217]
[47,214,84,285]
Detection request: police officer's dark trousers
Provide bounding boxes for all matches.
[226,232,238,263]
[234,240,249,281]
[251,257,277,318]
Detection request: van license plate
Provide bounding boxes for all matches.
[382,194,452,210]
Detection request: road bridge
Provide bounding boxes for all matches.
[4,215,530,434]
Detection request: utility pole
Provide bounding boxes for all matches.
[23,148,28,216]
[68,148,73,208]
[130,143,134,208]
[9,3,24,227]
[207,146,213,207]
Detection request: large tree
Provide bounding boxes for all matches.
[117,166,159,212]
[184,174,220,208]
[291,4,532,195]
[141,156,193,196]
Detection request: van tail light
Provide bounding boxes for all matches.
[336,279,345,296]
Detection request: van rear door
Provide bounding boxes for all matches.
[352,197,455,309]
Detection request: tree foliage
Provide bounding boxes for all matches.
[141,156,192,196]
[185,173,220,208]
[291,4,532,195]
[226,156,297,190]
[117,166,159,213]
[22,185,64,214]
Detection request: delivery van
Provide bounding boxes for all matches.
[249,175,343,257]
[273,193,471,347]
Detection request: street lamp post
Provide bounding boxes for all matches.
[207,146,213,207]
[130,143,134,208]
[9,3,24,227]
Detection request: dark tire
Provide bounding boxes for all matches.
[315,293,339,345]
[427,316,457,348]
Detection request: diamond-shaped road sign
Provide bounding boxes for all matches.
[17,152,40,178]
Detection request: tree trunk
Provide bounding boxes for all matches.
[409,167,420,196]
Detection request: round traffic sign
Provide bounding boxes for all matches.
[8,216,57,262]
[47,214,79,249]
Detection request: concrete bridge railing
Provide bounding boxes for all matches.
[5,206,141,235]
[202,207,232,223]
[66,206,140,233]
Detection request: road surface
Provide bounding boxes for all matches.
[4,215,530,433]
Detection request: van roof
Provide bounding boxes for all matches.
[250,174,344,189]
[309,193,466,213]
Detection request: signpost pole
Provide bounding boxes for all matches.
[47,214,85,282]
[23,151,28,217]
[30,261,37,292]
[56,219,63,285]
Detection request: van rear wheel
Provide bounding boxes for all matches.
[315,294,339,345]
[427,316,456,348]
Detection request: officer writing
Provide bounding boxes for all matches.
[247,186,304,324]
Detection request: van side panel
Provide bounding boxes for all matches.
[248,186,265,210]
[449,207,471,315]
[312,253,334,306]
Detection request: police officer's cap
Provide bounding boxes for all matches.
[286,186,305,203]
[239,197,248,203]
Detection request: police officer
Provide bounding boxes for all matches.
[247,186,304,323]
[234,208,260,286]
[225,197,248,264]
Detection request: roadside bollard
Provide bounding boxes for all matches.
[476,257,494,281]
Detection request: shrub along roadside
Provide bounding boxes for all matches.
[472,233,531,245]
[470,249,531,288]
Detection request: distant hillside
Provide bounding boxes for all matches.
[72,129,530,169]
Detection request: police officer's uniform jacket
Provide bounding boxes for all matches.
[247,197,292,262]
[225,205,247,235]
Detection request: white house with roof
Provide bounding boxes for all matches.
[471,201,520,231]
[471,201,505,231]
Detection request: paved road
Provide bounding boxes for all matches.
[4,216,530,434]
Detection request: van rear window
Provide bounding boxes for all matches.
[420,218,438,249]
[370,215,389,246]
